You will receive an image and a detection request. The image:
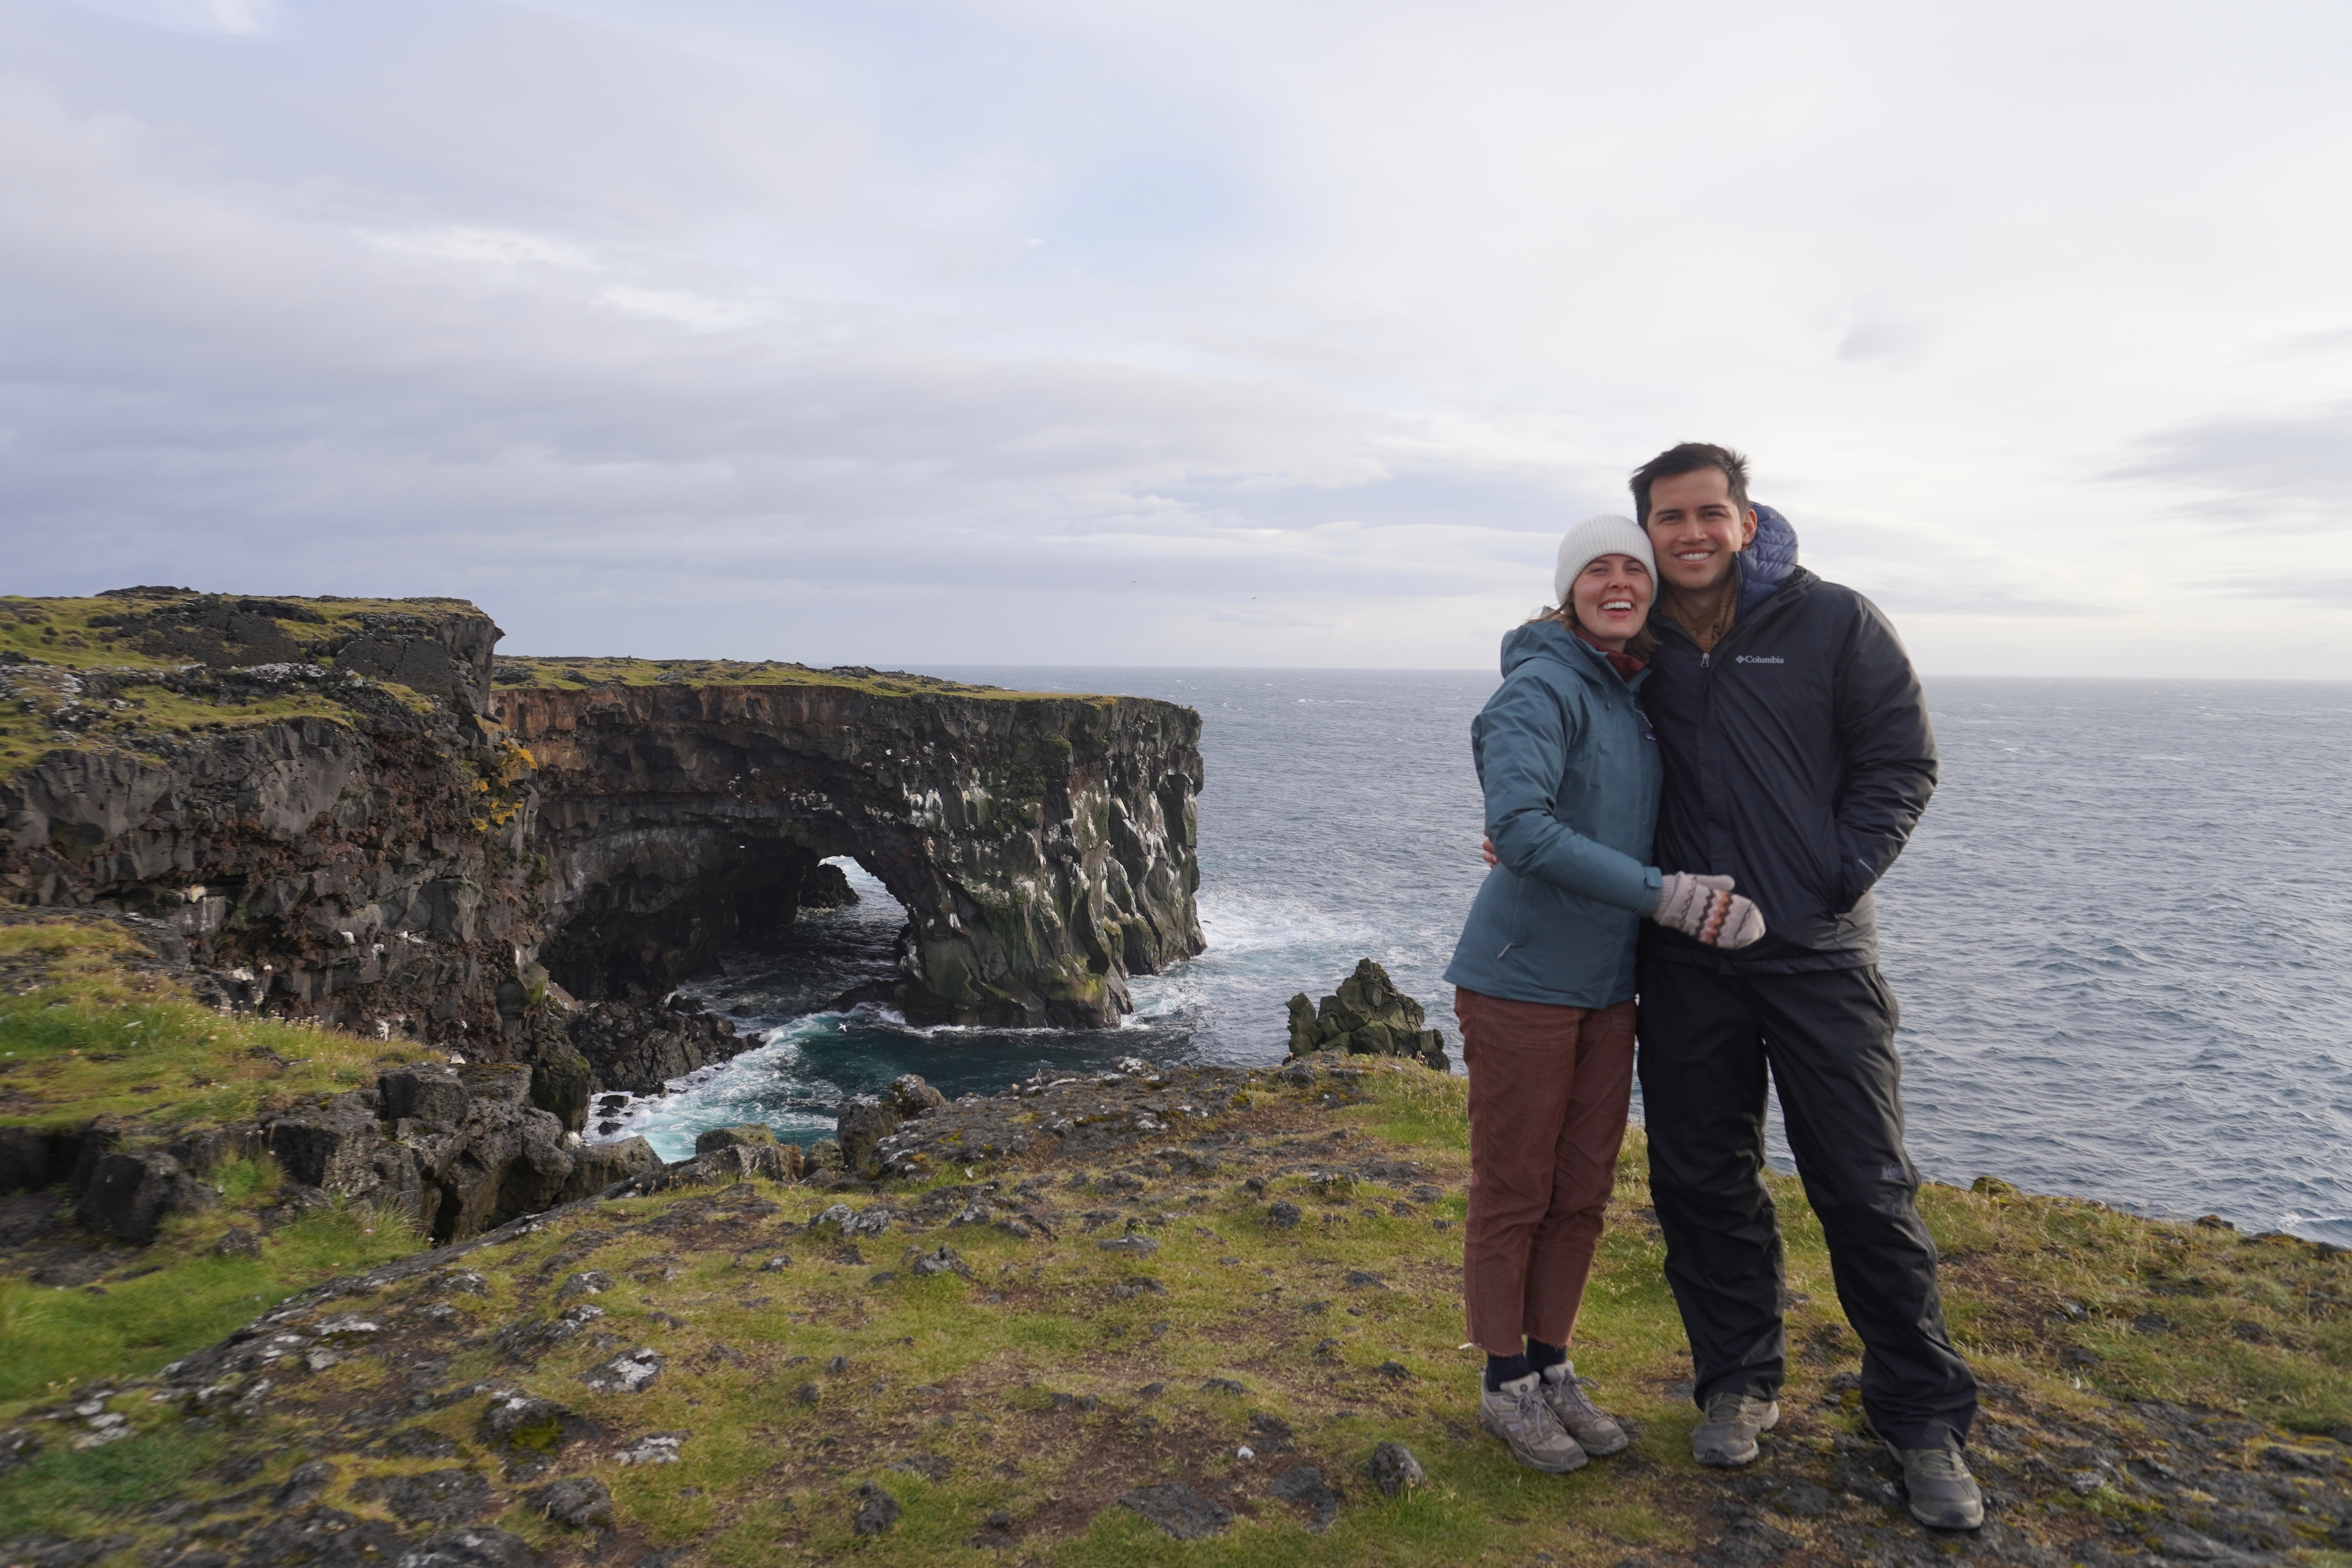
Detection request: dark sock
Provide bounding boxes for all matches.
[1526,1338,1567,1376]
[1483,1352,1533,1392]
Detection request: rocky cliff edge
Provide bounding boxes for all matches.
[0,592,1205,1049]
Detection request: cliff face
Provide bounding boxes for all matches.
[0,593,533,1046]
[494,675,1204,1028]
[0,594,1204,1050]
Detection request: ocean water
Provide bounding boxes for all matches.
[600,671,2352,1246]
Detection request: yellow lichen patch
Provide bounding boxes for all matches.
[471,737,537,832]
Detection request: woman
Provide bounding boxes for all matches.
[1444,514,1764,1473]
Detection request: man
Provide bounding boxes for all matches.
[1632,442,1981,1531]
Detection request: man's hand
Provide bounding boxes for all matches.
[1650,872,1767,950]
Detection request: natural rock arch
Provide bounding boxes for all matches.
[495,675,1203,1028]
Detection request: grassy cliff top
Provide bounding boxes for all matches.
[0,591,492,778]
[0,592,486,674]
[487,655,1098,704]
[0,918,441,1133]
[1,946,2347,1568]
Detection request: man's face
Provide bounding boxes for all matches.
[1644,467,1757,594]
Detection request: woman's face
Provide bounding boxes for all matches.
[1570,553,1654,650]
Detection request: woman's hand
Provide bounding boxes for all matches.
[1649,872,1766,949]
[1488,839,1761,948]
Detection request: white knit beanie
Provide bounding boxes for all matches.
[1553,514,1657,606]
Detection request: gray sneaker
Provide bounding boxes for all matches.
[1690,1389,1779,1466]
[1887,1444,1984,1530]
[1540,1362,1629,1456]
[1479,1373,1588,1472]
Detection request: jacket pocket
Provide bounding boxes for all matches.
[1494,870,1526,958]
[1804,810,1844,910]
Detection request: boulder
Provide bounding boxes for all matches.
[0,1125,56,1194]
[802,861,858,910]
[566,998,745,1097]
[268,1098,383,1194]
[163,1122,266,1177]
[886,1075,946,1118]
[380,1066,469,1128]
[1284,959,1448,1070]
[557,1137,662,1201]
[526,1042,592,1134]
[456,1063,533,1108]
[412,1088,574,1243]
[75,1150,217,1243]
[1363,1441,1427,1497]
[62,1120,131,1198]
[668,1141,798,1186]
[494,1109,577,1226]
[835,1098,902,1177]
[694,1124,778,1156]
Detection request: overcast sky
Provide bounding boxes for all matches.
[6,0,2351,674]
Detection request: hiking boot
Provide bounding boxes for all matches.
[1540,1362,1630,1456]
[1689,1389,1779,1466]
[1479,1373,1588,1472]
[1887,1444,1984,1531]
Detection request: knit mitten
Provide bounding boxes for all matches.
[1649,873,1766,949]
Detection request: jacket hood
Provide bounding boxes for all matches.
[1750,503,1800,587]
[1499,617,1635,687]
[1733,503,1804,617]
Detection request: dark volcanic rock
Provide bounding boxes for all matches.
[1363,1441,1427,1496]
[391,1527,543,1568]
[526,1477,612,1530]
[1286,959,1449,1069]
[72,1150,216,1243]
[579,1349,663,1394]
[233,1508,410,1568]
[353,1468,494,1525]
[557,1136,661,1201]
[1119,1483,1233,1540]
[381,1065,470,1126]
[1267,1464,1345,1531]
[835,1099,903,1178]
[851,1482,900,1537]
[0,1125,55,1194]
[2,593,1201,1048]
[163,1121,265,1177]
[268,1098,383,1194]
[565,998,746,1096]
[500,676,1204,1028]
[478,1392,583,1453]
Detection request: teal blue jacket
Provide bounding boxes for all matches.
[1443,620,1663,1009]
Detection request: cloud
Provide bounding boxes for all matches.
[2230,575,2352,606]
[6,0,2352,674]
[72,0,273,36]
[2111,404,2352,528]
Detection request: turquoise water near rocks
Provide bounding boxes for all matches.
[600,671,2352,1246]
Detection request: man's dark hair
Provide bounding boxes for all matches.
[1630,442,1751,525]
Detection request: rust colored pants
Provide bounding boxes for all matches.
[1458,987,1637,1354]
